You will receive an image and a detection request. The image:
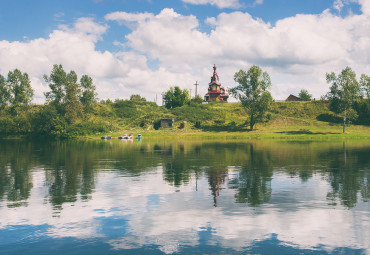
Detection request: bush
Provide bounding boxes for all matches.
[32,105,68,137]
[66,121,109,137]
[0,117,16,135]
[316,113,342,123]
[153,119,161,130]
[353,100,370,125]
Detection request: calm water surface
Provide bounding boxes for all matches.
[0,139,369,254]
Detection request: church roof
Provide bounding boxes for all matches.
[210,64,221,85]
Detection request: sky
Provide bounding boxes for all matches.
[0,0,369,103]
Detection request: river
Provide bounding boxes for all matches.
[0,139,369,254]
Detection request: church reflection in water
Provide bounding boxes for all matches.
[0,139,369,254]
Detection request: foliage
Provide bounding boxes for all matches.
[66,121,109,137]
[64,71,82,124]
[230,65,273,130]
[0,117,16,135]
[44,64,97,124]
[163,86,190,109]
[325,66,362,133]
[271,101,331,118]
[0,74,10,109]
[44,64,67,108]
[360,74,370,99]
[32,105,67,137]
[190,94,203,105]
[80,74,97,115]
[7,69,34,115]
[298,89,312,101]
[171,103,212,122]
[112,99,170,128]
[130,94,146,102]
[352,99,370,125]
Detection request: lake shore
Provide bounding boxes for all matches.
[83,124,370,140]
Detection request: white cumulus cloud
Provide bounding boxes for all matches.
[106,5,370,100]
[181,0,243,9]
[1,2,370,103]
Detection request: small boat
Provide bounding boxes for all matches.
[119,133,134,140]
[118,134,128,139]
[101,135,112,140]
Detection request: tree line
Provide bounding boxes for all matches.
[0,69,34,115]
[0,64,102,137]
[228,65,370,132]
[1,64,370,137]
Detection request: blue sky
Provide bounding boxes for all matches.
[0,0,368,102]
[1,0,359,45]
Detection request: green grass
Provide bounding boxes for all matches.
[2,100,370,140]
[86,100,370,139]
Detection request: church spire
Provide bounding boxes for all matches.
[211,64,220,84]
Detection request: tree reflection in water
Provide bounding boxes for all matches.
[0,139,369,211]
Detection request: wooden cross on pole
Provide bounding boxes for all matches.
[194,81,199,98]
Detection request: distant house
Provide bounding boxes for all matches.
[160,118,175,128]
[286,94,301,101]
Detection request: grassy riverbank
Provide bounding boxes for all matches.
[1,100,370,139]
[85,100,370,139]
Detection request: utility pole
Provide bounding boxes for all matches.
[161,92,165,106]
[194,81,199,98]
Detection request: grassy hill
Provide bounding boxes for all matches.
[89,100,370,139]
[1,100,369,139]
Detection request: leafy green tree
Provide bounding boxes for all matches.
[298,89,312,101]
[32,104,67,137]
[230,65,273,130]
[326,67,361,133]
[163,86,190,109]
[44,64,67,108]
[64,71,82,124]
[7,69,34,115]
[44,64,92,123]
[80,75,97,114]
[130,94,146,102]
[0,74,10,109]
[360,74,370,99]
[190,94,203,104]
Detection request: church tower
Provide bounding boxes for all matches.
[204,65,229,102]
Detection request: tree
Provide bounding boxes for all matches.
[190,94,203,104]
[325,67,361,133]
[298,89,312,101]
[130,94,146,102]
[0,74,10,109]
[64,71,82,124]
[7,69,34,115]
[360,74,370,99]
[230,65,273,130]
[80,75,97,114]
[44,64,68,109]
[32,104,67,137]
[163,86,190,109]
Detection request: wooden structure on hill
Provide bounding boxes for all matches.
[204,65,229,102]
[160,118,174,128]
[286,94,301,101]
